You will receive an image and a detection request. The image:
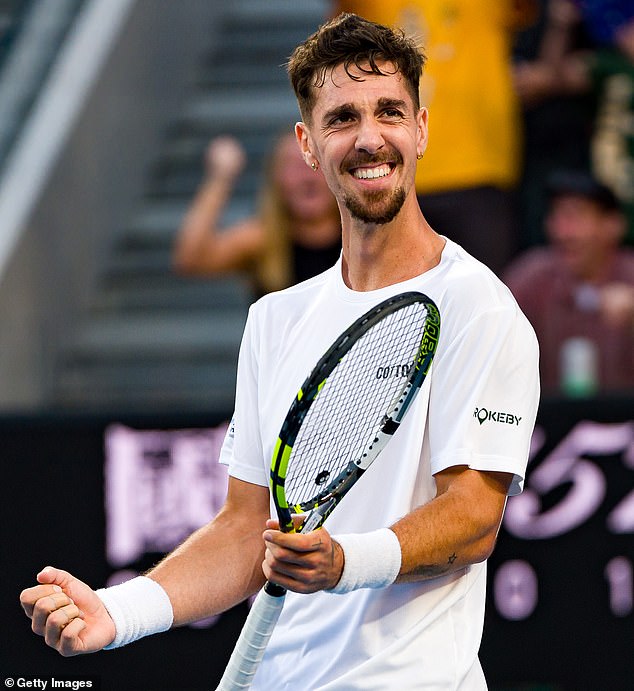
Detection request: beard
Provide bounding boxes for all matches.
[340,146,407,225]
[343,186,406,225]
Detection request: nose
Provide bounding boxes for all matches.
[355,117,385,155]
[547,208,578,242]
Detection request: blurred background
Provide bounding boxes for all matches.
[0,1,632,689]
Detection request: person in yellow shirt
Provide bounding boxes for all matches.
[332,1,537,274]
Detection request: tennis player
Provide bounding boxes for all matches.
[20,13,539,689]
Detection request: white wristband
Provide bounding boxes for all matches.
[328,528,402,594]
[96,576,173,649]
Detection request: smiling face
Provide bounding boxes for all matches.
[296,61,427,228]
[545,194,625,279]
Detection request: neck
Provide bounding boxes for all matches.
[565,248,614,284]
[340,198,445,291]
[291,214,340,248]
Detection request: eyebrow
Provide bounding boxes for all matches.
[322,97,409,124]
[377,97,407,111]
[322,102,356,124]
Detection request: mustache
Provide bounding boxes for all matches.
[342,149,403,171]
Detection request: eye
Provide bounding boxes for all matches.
[329,111,355,126]
[382,108,404,120]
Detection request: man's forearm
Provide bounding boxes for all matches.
[392,467,510,582]
[148,479,270,626]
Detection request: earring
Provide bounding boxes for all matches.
[417,153,424,160]
[311,161,318,171]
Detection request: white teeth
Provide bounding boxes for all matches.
[354,165,390,179]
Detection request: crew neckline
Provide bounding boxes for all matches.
[332,236,452,303]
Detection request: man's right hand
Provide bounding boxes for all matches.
[20,566,116,656]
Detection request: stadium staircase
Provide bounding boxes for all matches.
[0,0,87,166]
[49,0,328,415]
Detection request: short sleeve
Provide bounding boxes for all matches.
[219,305,268,487]
[428,305,540,495]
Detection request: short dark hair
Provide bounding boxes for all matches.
[287,13,426,123]
[546,169,621,212]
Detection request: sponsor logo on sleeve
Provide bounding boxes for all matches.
[474,407,522,427]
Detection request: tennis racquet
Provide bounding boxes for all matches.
[215,291,440,690]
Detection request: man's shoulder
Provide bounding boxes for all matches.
[249,267,334,326]
[432,241,529,335]
[440,239,527,305]
[614,248,634,279]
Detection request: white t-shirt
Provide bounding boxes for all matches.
[220,238,540,690]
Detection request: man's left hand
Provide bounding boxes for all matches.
[262,520,344,593]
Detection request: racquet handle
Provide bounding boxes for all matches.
[214,585,286,690]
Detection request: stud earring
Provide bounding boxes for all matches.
[311,161,318,171]
[417,153,424,160]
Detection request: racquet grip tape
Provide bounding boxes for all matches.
[214,588,285,690]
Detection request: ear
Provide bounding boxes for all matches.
[295,121,317,169]
[416,107,429,159]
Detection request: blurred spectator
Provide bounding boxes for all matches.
[503,169,634,396]
[514,0,634,243]
[172,132,341,297]
[512,0,597,249]
[331,0,539,274]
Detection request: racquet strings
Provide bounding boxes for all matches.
[284,301,430,508]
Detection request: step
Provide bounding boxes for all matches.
[101,247,175,279]
[224,0,327,22]
[179,90,300,135]
[121,198,189,239]
[59,310,247,362]
[196,63,290,90]
[148,132,273,183]
[114,195,254,252]
[92,275,254,312]
[144,166,260,204]
[209,26,318,67]
[52,359,238,414]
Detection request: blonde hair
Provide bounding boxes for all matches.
[252,134,296,293]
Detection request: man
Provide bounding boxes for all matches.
[513,0,634,243]
[332,0,540,274]
[503,169,634,395]
[20,14,539,689]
